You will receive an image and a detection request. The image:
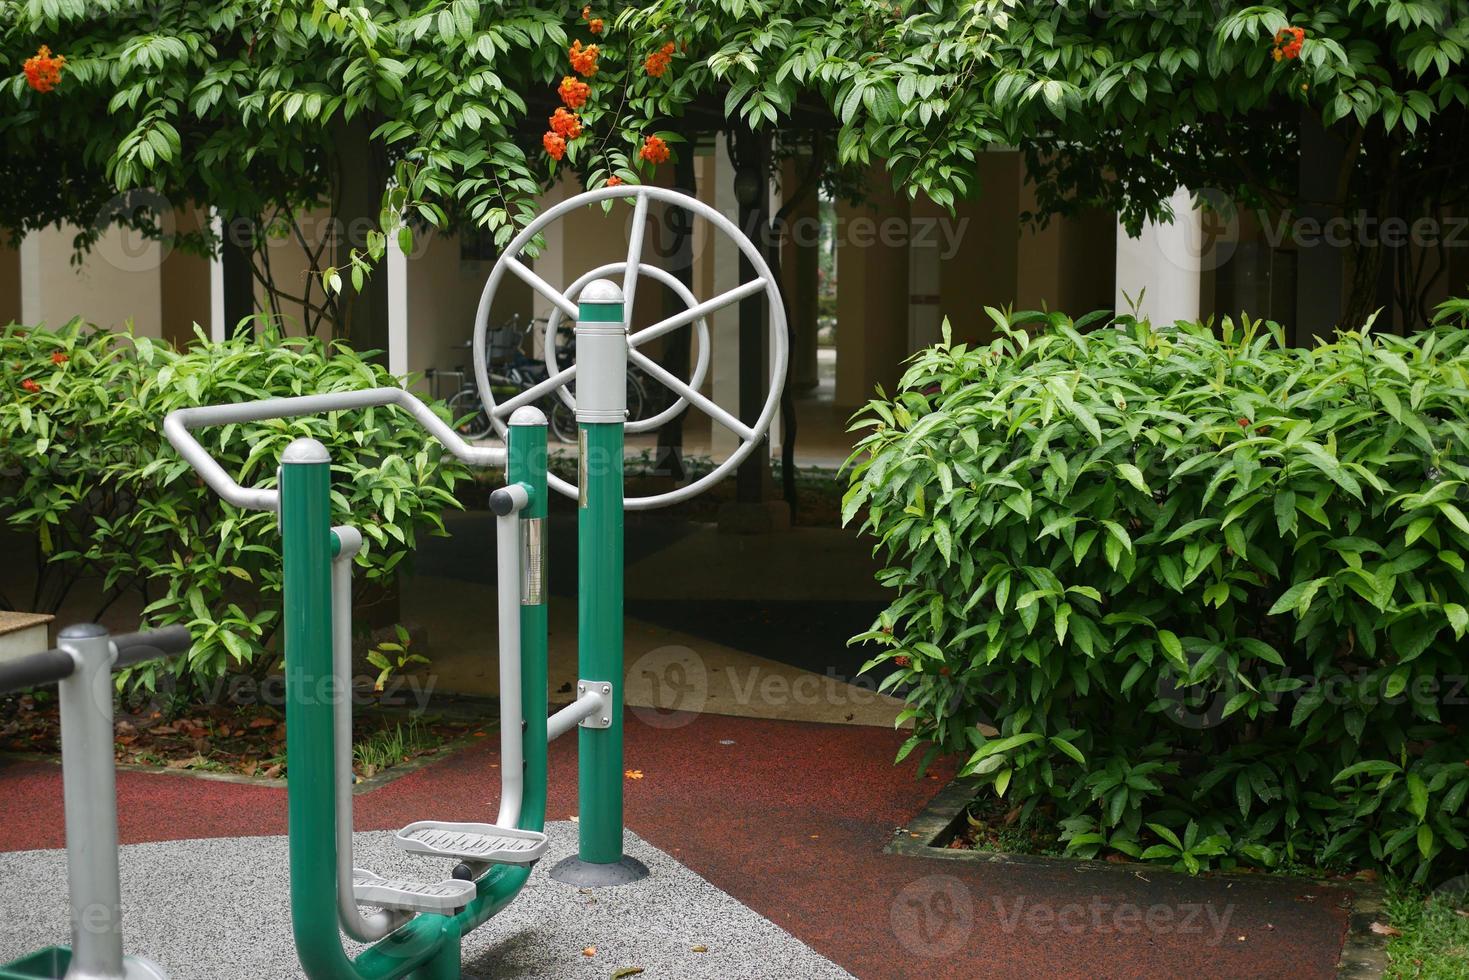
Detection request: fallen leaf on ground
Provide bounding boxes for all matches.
[1369,922,1402,937]
[624,769,644,780]
[611,968,644,978]
[691,945,708,953]
[582,946,596,957]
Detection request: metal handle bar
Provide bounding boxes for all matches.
[164,388,507,513]
[112,625,192,669]
[0,648,76,693]
[0,625,191,694]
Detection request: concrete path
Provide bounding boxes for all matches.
[0,713,1354,980]
[0,825,851,980]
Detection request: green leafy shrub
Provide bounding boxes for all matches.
[847,309,1469,884]
[0,320,468,690]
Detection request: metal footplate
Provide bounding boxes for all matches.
[394,820,548,864]
[352,868,477,915]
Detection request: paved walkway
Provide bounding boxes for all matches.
[0,713,1353,979]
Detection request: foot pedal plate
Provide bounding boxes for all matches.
[394,821,548,865]
[352,869,477,914]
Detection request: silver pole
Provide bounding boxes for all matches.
[56,624,125,980]
[493,484,530,828]
[329,528,407,943]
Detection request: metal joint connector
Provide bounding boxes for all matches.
[577,680,613,730]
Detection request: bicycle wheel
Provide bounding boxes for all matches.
[446,388,492,440]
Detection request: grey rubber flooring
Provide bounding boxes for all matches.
[0,822,852,979]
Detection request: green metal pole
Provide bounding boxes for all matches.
[549,280,647,886]
[281,437,366,979]
[508,408,549,835]
[578,416,624,865]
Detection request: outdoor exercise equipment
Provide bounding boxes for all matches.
[471,183,787,885]
[93,184,780,979]
[0,624,191,980]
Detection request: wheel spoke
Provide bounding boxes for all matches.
[621,193,649,326]
[505,256,579,320]
[628,277,767,350]
[627,349,755,443]
[491,363,578,417]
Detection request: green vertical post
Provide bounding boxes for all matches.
[578,417,624,864]
[508,408,548,835]
[280,437,362,979]
[578,286,625,867]
[551,279,648,886]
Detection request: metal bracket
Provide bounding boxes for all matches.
[577,680,613,729]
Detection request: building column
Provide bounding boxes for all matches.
[708,134,741,460]
[834,174,911,411]
[1114,186,1202,324]
[781,158,821,391]
[386,231,408,378]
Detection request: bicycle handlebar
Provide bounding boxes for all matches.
[0,625,193,695]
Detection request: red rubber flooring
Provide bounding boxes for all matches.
[0,714,1351,979]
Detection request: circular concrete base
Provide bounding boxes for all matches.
[549,854,651,888]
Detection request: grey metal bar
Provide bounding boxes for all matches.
[163,388,508,513]
[329,527,408,943]
[494,484,529,828]
[0,648,74,693]
[111,626,191,669]
[546,689,608,742]
[57,625,126,978]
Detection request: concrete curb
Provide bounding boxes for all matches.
[890,778,1389,978]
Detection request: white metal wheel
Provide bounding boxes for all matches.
[471,184,788,511]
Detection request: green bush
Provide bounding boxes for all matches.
[0,319,468,691]
[847,308,1469,884]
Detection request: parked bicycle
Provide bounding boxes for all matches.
[431,315,650,444]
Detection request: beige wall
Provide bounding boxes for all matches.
[835,180,911,408]
[403,227,529,394]
[20,224,163,336]
[249,208,333,339]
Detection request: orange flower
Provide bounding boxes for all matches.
[50,351,68,364]
[549,107,582,140]
[606,176,624,186]
[581,5,591,18]
[638,134,670,164]
[559,76,590,109]
[21,379,40,393]
[1272,26,1305,61]
[543,131,567,161]
[644,40,675,78]
[589,18,603,34]
[569,40,600,77]
[894,655,911,667]
[23,45,65,93]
